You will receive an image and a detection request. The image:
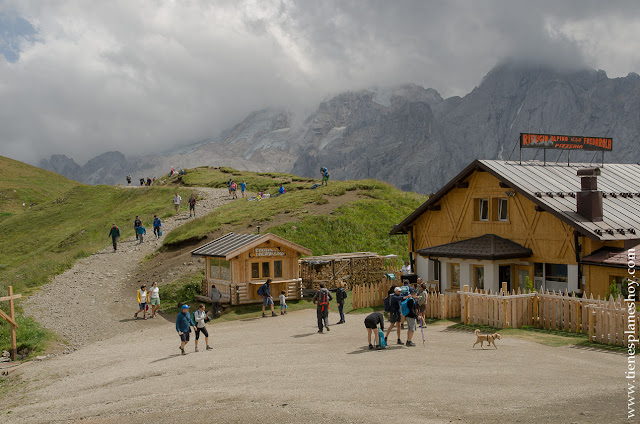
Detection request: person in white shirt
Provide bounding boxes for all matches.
[173,192,182,214]
[148,281,160,318]
[401,261,412,275]
[279,290,287,315]
[193,304,212,352]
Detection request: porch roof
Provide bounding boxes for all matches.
[416,234,533,261]
[581,243,640,269]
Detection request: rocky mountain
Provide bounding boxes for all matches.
[40,62,640,193]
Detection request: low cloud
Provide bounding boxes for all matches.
[0,0,639,164]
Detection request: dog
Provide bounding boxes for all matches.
[473,329,501,349]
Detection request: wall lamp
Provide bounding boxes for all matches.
[505,191,516,197]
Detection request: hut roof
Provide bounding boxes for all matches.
[191,232,311,260]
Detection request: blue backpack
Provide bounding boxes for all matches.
[400,298,411,316]
[378,328,386,347]
[257,284,267,297]
[401,285,410,296]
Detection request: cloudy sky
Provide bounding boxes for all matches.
[1,0,639,165]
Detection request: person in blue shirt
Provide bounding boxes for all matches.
[278,184,286,195]
[136,223,146,244]
[153,215,162,239]
[240,180,247,198]
[176,304,195,355]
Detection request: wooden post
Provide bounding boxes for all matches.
[462,285,469,324]
[533,295,539,328]
[501,282,507,295]
[502,298,508,329]
[588,309,595,342]
[9,286,17,361]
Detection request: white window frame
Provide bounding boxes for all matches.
[479,198,489,221]
[498,198,508,221]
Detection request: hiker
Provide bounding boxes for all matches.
[230,181,238,199]
[312,284,333,333]
[227,179,232,195]
[278,184,285,195]
[140,177,145,186]
[210,284,222,317]
[173,192,182,214]
[134,285,148,320]
[320,167,329,186]
[170,166,175,176]
[403,289,419,346]
[193,304,213,352]
[364,312,385,350]
[188,194,197,217]
[153,215,162,239]
[336,282,347,324]
[279,290,287,315]
[401,261,412,275]
[126,175,132,186]
[418,283,428,322]
[134,216,142,240]
[176,304,195,355]
[147,177,152,186]
[137,222,146,244]
[257,279,277,317]
[384,287,404,345]
[240,180,247,198]
[108,223,120,252]
[400,279,411,328]
[148,281,160,318]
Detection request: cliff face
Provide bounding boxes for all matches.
[40,63,640,193]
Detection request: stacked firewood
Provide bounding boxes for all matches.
[301,257,386,290]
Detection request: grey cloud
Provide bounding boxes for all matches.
[0,0,639,164]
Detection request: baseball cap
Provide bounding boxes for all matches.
[394,287,402,292]
[181,304,190,309]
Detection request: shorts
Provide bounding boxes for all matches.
[263,297,274,307]
[150,297,160,305]
[139,302,147,310]
[406,317,417,332]
[364,318,379,329]
[389,312,401,324]
[280,303,287,309]
[179,332,190,342]
[419,304,426,314]
[189,204,195,210]
[195,326,209,340]
[231,188,236,191]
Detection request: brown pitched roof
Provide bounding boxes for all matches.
[191,232,312,260]
[581,244,640,269]
[391,159,640,241]
[416,234,533,260]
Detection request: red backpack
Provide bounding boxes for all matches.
[318,290,329,311]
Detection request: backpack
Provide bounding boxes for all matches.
[401,285,410,296]
[383,295,391,312]
[337,288,347,301]
[400,298,411,316]
[317,290,329,311]
[418,291,428,306]
[378,328,386,348]
[257,284,267,297]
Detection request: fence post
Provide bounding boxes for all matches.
[502,298,508,329]
[462,285,469,324]
[588,309,595,342]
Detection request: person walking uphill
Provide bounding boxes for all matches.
[134,216,141,240]
[257,279,277,317]
[336,282,347,324]
[108,223,120,252]
[176,305,195,355]
[136,222,146,244]
[312,284,333,333]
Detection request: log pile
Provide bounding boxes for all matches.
[300,254,390,290]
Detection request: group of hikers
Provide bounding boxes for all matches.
[108,214,163,251]
[173,192,198,217]
[126,175,155,186]
[226,179,247,199]
[174,284,222,355]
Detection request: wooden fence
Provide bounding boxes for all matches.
[459,285,639,347]
[352,280,391,310]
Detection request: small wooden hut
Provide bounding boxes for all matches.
[192,232,311,305]
[299,252,398,290]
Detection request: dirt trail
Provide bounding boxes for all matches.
[0,313,625,423]
[23,187,230,350]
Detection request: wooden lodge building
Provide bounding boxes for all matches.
[391,160,640,299]
[191,232,311,305]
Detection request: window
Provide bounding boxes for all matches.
[274,260,283,278]
[262,262,270,278]
[544,263,568,292]
[251,263,260,279]
[474,266,484,290]
[210,259,231,280]
[498,198,508,221]
[613,276,637,301]
[479,199,489,221]
[450,263,460,289]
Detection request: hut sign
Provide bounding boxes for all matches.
[252,248,286,257]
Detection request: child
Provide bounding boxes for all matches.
[279,290,287,315]
[134,285,148,320]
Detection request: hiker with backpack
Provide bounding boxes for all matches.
[312,284,333,333]
[384,287,404,345]
[188,194,197,217]
[136,222,146,244]
[134,216,142,240]
[364,312,386,350]
[108,223,120,252]
[320,167,329,186]
[399,279,411,329]
[126,175,132,186]
[153,215,162,239]
[402,289,419,347]
[258,279,277,317]
[335,282,347,324]
[417,283,428,322]
[193,304,213,352]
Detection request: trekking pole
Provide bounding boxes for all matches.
[420,316,425,346]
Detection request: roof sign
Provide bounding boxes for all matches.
[520,133,612,151]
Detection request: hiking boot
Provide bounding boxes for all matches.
[406,341,416,347]
[271,312,277,317]
[384,336,388,344]
[206,345,213,351]
[376,345,386,350]
[284,310,287,314]
[280,311,284,315]
[369,344,374,350]
[262,313,266,318]
[317,329,323,333]
[180,347,186,355]
[397,339,403,345]
[325,326,330,331]
[195,347,199,352]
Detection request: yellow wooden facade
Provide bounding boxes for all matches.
[409,170,627,298]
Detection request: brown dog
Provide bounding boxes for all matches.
[473,329,501,349]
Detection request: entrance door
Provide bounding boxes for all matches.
[515,265,533,293]
[498,265,511,293]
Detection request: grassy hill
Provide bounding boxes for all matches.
[0,156,80,218]
[159,166,426,258]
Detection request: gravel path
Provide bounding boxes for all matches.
[23,187,230,350]
[1,313,626,423]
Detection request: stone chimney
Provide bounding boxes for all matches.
[576,168,603,222]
